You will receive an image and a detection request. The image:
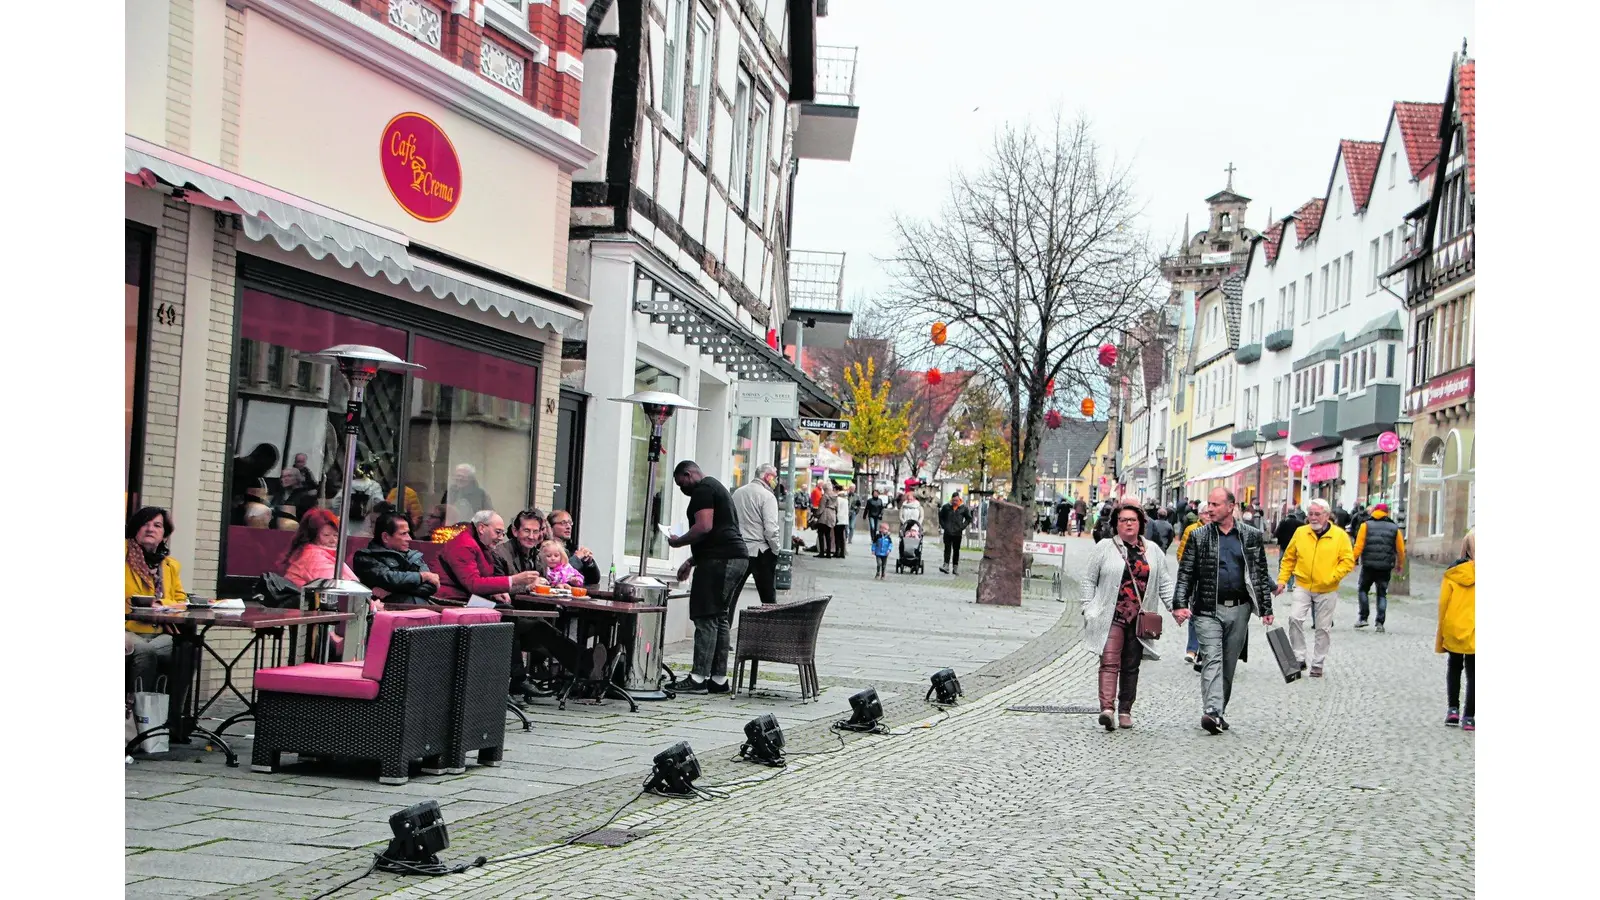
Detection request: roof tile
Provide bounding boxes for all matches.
[1341,139,1383,210]
[1293,198,1326,244]
[1458,61,1474,192]
[1393,101,1444,178]
[1263,221,1286,264]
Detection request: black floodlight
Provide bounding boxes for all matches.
[740,714,786,765]
[645,741,702,796]
[927,668,963,705]
[383,800,450,868]
[847,687,884,729]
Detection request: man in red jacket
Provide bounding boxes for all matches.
[436,510,544,698]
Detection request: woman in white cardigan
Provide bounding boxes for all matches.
[1079,499,1177,731]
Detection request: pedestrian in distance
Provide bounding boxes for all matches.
[1436,531,1475,731]
[847,486,862,544]
[1275,498,1356,678]
[1146,507,1175,552]
[1274,507,1305,556]
[833,485,851,557]
[1352,502,1406,632]
[731,464,784,605]
[871,521,894,580]
[938,492,974,574]
[865,488,886,540]
[814,482,837,558]
[1074,497,1088,536]
[1079,499,1177,731]
[1171,488,1277,735]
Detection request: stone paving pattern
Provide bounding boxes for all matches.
[127,536,1471,899]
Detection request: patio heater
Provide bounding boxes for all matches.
[304,344,424,662]
[610,390,704,700]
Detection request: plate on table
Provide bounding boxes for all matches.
[185,596,215,609]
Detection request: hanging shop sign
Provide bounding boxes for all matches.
[1422,367,1473,411]
[380,112,463,222]
[735,381,799,418]
[1308,462,1342,484]
[1205,440,1229,460]
[1288,454,1307,473]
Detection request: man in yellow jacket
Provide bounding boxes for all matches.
[1274,498,1355,677]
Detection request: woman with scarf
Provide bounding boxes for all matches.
[125,507,185,691]
[282,508,359,587]
[1079,499,1177,732]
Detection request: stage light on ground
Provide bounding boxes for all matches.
[383,800,450,869]
[927,668,963,705]
[845,688,883,730]
[645,741,702,796]
[740,714,786,765]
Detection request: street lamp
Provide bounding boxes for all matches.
[1153,444,1166,508]
[305,344,424,661]
[1394,415,1415,529]
[1253,432,1268,522]
[610,389,704,700]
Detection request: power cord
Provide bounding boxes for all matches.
[488,788,650,865]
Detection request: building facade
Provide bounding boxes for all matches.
[1391,53,1474,561]
[1183,275,1245,499]
[1231,91,1443,525]
[566,0,856,637]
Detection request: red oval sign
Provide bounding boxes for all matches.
[380,113,462,223]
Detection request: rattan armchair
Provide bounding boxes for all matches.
[732,595,832,702]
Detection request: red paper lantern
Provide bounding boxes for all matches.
[1098,343,1118,368]
[1080,397,1096,418]
[926,367,942,385]
[1045,409,1063,429]
[1046,378,1055,395]
[931,322,948,345]
[920,439,930,449]
[766,328,779,350]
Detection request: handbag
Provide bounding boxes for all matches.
[1115,541,1163,641]
[131,676,170,754]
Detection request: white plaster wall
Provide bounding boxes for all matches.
[126,0,170,143]
[576,47,617,182]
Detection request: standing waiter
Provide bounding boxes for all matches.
[665,461,750,694]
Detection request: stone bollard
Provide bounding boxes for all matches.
[976,498,1026,606]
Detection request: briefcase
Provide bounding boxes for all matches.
[1265,626,1301,683]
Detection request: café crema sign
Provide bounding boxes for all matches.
[380,112,462,223]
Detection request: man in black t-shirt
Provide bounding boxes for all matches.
[665,460,750,694]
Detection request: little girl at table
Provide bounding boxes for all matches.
[540,540,587,587]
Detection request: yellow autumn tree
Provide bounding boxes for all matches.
[839,358,912,477]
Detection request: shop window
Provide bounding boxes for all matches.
[625,363,682,562]
[126,228,153,515]
[730,416,756,488]
[227,290,408,577]
[404,336,538,536]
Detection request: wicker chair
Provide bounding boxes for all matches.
[251,613,457,785]
[732,595,832,701]
[436,609,513,774]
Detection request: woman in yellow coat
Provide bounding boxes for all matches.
[1436,530,1475,732]
[126,507,186,691]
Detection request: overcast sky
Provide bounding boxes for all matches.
[791,0,1476,306]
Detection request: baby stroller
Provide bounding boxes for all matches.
[896,521,925,574]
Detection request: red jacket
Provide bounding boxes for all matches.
[435,528,513,601]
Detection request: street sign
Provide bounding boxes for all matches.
[1288,454,1307,473]
[735,381,798,418]
[1023,540,1067,558]
[799,416,851,433]
[1205,440,1228,460]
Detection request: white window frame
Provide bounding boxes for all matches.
[749,93,770,223]
[729,67,752,208]
[1389,151,1398,189]
[1321,263,1333,315]
[1300,275,1309,324]
[685,5,714,158]
[1383,231,1394,269]
[1276,288,1286,330]
[660,0,688,133]
[1369,239,1380,294]
[1342,252,1354,307]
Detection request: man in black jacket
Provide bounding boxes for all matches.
[352,511,441,604]
[1275,508,1305,555]
[937,493,973,574]
[1145,508,1175,551]
[1172,487,1277,735]
[865,489,887,539]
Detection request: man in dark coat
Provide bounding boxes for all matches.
[1275,508,1305,553]
[1074,498,1088,536]
[937,493,974,574]
[1146,508,1175,552]
[352,511,440,605]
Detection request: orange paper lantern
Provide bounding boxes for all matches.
[1080,397,1096,418]
[931,322,948,345]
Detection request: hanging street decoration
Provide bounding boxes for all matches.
[1080,397,1096,418]
[1045,409,1063,429]
[1046,378,1055,395]
[931,322,948,345]
[926,368,943,386]
[1098,343,1118,368]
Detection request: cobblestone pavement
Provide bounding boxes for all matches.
[373,549,1472,900]
[127,539,1064,899]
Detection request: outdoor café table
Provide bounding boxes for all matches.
[510,593,670,711]
[582,588,689,698]
[123,605,354,767]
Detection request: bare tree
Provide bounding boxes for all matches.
[886,113,1163,506]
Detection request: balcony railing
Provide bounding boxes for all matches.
[788,250,847,310]
[1234,343,1262,365]
[814,45,858,106]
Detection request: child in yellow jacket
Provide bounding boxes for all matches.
[1437,531,1475,732]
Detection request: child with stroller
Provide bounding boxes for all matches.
[872,521,894,579]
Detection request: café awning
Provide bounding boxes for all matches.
[632,268,842,418]
[1184,454,1269,486]
[126,134,584,336]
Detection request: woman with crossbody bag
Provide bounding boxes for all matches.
[1078,499,1177,732]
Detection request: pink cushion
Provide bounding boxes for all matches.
[255,663,380,700]
[440,607,501,624]
[362,609,442,682]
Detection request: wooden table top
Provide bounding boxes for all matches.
[381,602,558,620]
[583,587,690,602]
[511,594,668,614]
[125,604,355,629]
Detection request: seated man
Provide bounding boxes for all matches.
[547,510,601,586]
[353,511,441,604]
[125,507,185,692]
[438,510,544,698]
[492,509,548,580]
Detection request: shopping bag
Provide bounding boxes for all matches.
[1265,626,1301,683]
[132,677,170,754]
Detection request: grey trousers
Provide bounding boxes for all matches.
[1288,587,1339,669]
[691,557,750,679]
[127,632,174,692]
[1193,603,1252,717]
